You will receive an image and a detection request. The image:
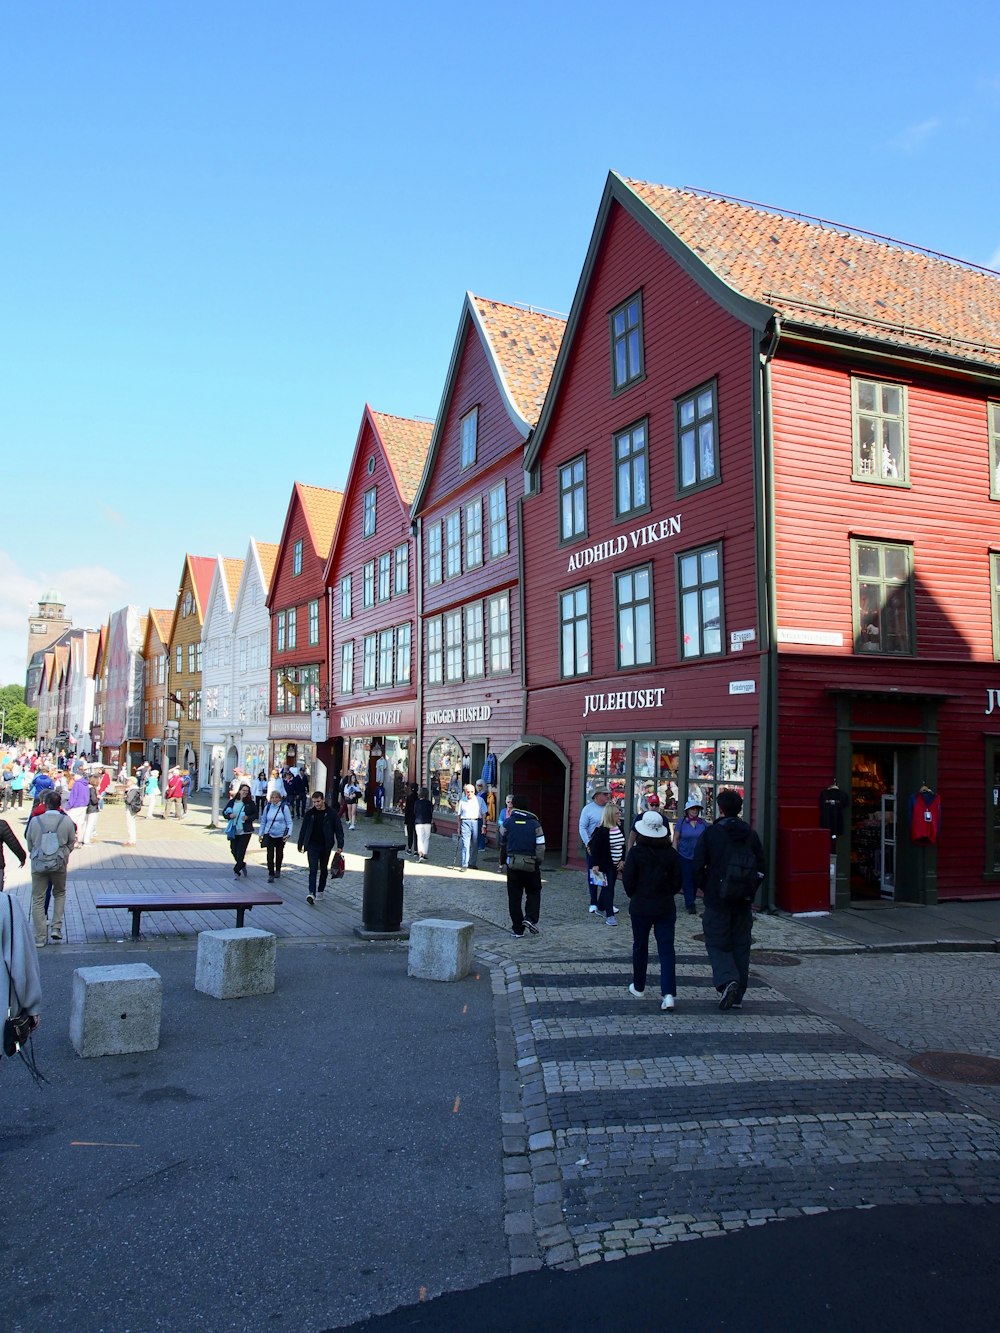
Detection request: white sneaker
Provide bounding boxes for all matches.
[661,995,675,1011]
[628,983,645,999]
[588,904,598,913]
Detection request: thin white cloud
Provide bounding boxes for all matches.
[101,505,129,527]
[987,244,1000,272]
[887,117,942,154]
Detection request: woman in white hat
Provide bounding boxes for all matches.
[622,809,682,1010]
[673,797,708,915]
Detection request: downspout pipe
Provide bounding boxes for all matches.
[758,314,781,911]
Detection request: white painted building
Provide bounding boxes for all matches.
[199,555,245,789]
[66,629,99,756]
[231,538,278,784]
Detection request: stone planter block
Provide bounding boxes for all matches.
[70,964,162,1058]
[407,918,474,982]
[195,927,276,999]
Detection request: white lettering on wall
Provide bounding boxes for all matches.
[582,688,666,719]
[424,704,493,727]
[567,515,682,575]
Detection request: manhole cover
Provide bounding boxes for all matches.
[908,1051,1000,1085]
[750,951,801,967]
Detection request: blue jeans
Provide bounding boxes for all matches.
[679,855,697,909]
[460,818,479,869]
[630,911,677,997]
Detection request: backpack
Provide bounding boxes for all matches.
[505,811,539,871]
[720,833,762,903]
[33,823,64,871]
[88,786,100,810]
[125,788,143,814]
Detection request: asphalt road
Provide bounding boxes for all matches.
[4,941,506,1332]
[340,1201,1000,1332]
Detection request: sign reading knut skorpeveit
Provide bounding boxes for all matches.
[565,514,682,574]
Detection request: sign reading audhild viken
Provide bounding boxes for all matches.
[566,514,682,574]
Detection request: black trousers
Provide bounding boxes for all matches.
[701,901,753,996]
[230,833,252,871]
[506,867,541,933]
[263,835,285,876]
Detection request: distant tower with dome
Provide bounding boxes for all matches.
[25,590,73,706]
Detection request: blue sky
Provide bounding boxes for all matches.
[2,0,998,685]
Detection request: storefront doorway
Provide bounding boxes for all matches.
[850,746,896,900]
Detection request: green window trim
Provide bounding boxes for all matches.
[991,552,1000,661]
[851,377,910,487]
[559,582,591,678]
[989,403,1000,501]
[615,563,654,669]
[850,537,915,656]
[677,543,724,661]
[558,455,587,545]
[676,379,721,496]
[613,418,651,521]
[609,291,644,395]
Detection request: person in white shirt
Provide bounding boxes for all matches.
[457,784,481,872]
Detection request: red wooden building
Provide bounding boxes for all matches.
[266,482,343,792]
[520,172,1000,907]
[411,294,564,823]
[324,408,432,804]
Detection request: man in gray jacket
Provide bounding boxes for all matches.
[26,789,76,947]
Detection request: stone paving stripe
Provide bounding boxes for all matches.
[535,1032,866,1061]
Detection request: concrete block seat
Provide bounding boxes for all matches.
[407,918,474,982]
[195,927,276,999]
[70,964,162,1058]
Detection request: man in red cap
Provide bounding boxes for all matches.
[628,792,668,851]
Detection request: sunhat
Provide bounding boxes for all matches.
[635,810,668,839]
[684,798,703,811]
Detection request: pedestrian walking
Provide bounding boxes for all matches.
[223,783,257,878]
[343,772,361,829]
[673,797,709,914]
[80,781,101,844]
[457,783,481,871]
[10,762,26,808]
[144,768,161,819]
[164,768,184,819]
[587,801,626,924]
[297,791,344,903]
[692,789,765,1010]
[180,769,191,815]
[66,767,90,838]
[0,813,27,891]
[403,783,418,854]
[1,891,41,1045]
[578,785,611,912]
[25,789,76,946]
[623,810,682,1010]
[258,790,292,882]
[499,800,545,937]
[123,779,142,846]
[413,786,433,861]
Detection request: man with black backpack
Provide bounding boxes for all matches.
[25,789,76,947]
[692,788,765,1010]
[498,799,545,938]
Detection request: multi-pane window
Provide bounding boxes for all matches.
[610,292,643,391]
[615,420,649,517]
[461,406,478,470]
[990,404,1000,499]
[445,610,463,682]
[853,540,913,655]
[489,481,508,557]
[276,612,286,653]
[464,602,484,678]
[616,566,653,667]
[559,457,586,542]
[488,592,511,674]
[196,642,202,672]
[204,687,219,721]
[299,665,320,712]
[677,383,718,491]
[287,608,297,650]
[238,686,247,722]
[188,644,196,673]
[679,545,723,659]
[395,622,411,684]
[363,487,376,537]
[340,575,352,620]
[446,510,461,579]
[426,616,443,685]
[220,684,230,718]
[394,543,408,595]
[292,539,303,575]
[363,634,377,689]
[465,499,483,568]
[853,378,907,483]
[379,629,394,686]
[308,599,319,646]
[378,552,392,602]
[176,645,182,673]
[560,586,590,677]
[239,638,248,673]
[427,522,443,585]
[159,655,166,684]
[341,641,354,694]
[363,561,375,608]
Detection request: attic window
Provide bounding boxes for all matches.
[292,540,303,576]
[367,456,376,475]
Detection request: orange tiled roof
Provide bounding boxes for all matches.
[471,296,566,426]
[149,609,172,646]
[256,541,279,593]
[370,411,434,505]
[85,631,99,677]
[298,484,344,560]
[222,557,245,608]
[624,178,1000,368]
[188,555,217,623]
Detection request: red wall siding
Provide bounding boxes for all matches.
[269,494,331,711]
[327,417,418,711]
[523,201,761,735]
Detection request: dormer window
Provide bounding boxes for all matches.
[292,540,303,575]
[461,407,478,470]
[363,488,376,538]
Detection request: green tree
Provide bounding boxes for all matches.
[0,684,37,743]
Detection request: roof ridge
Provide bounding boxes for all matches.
[470,293,568,321]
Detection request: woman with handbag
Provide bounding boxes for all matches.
[223,782,257,878]
[258,790,292,883]
[587,802,626,924]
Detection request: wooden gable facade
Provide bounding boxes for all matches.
[167,554,216,781]
[142,609,171,771]
[325,407,431,797]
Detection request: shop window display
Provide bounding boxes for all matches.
[428,736,465,810]
[584,734,747,828]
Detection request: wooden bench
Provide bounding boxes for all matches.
[95,892,284,940]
